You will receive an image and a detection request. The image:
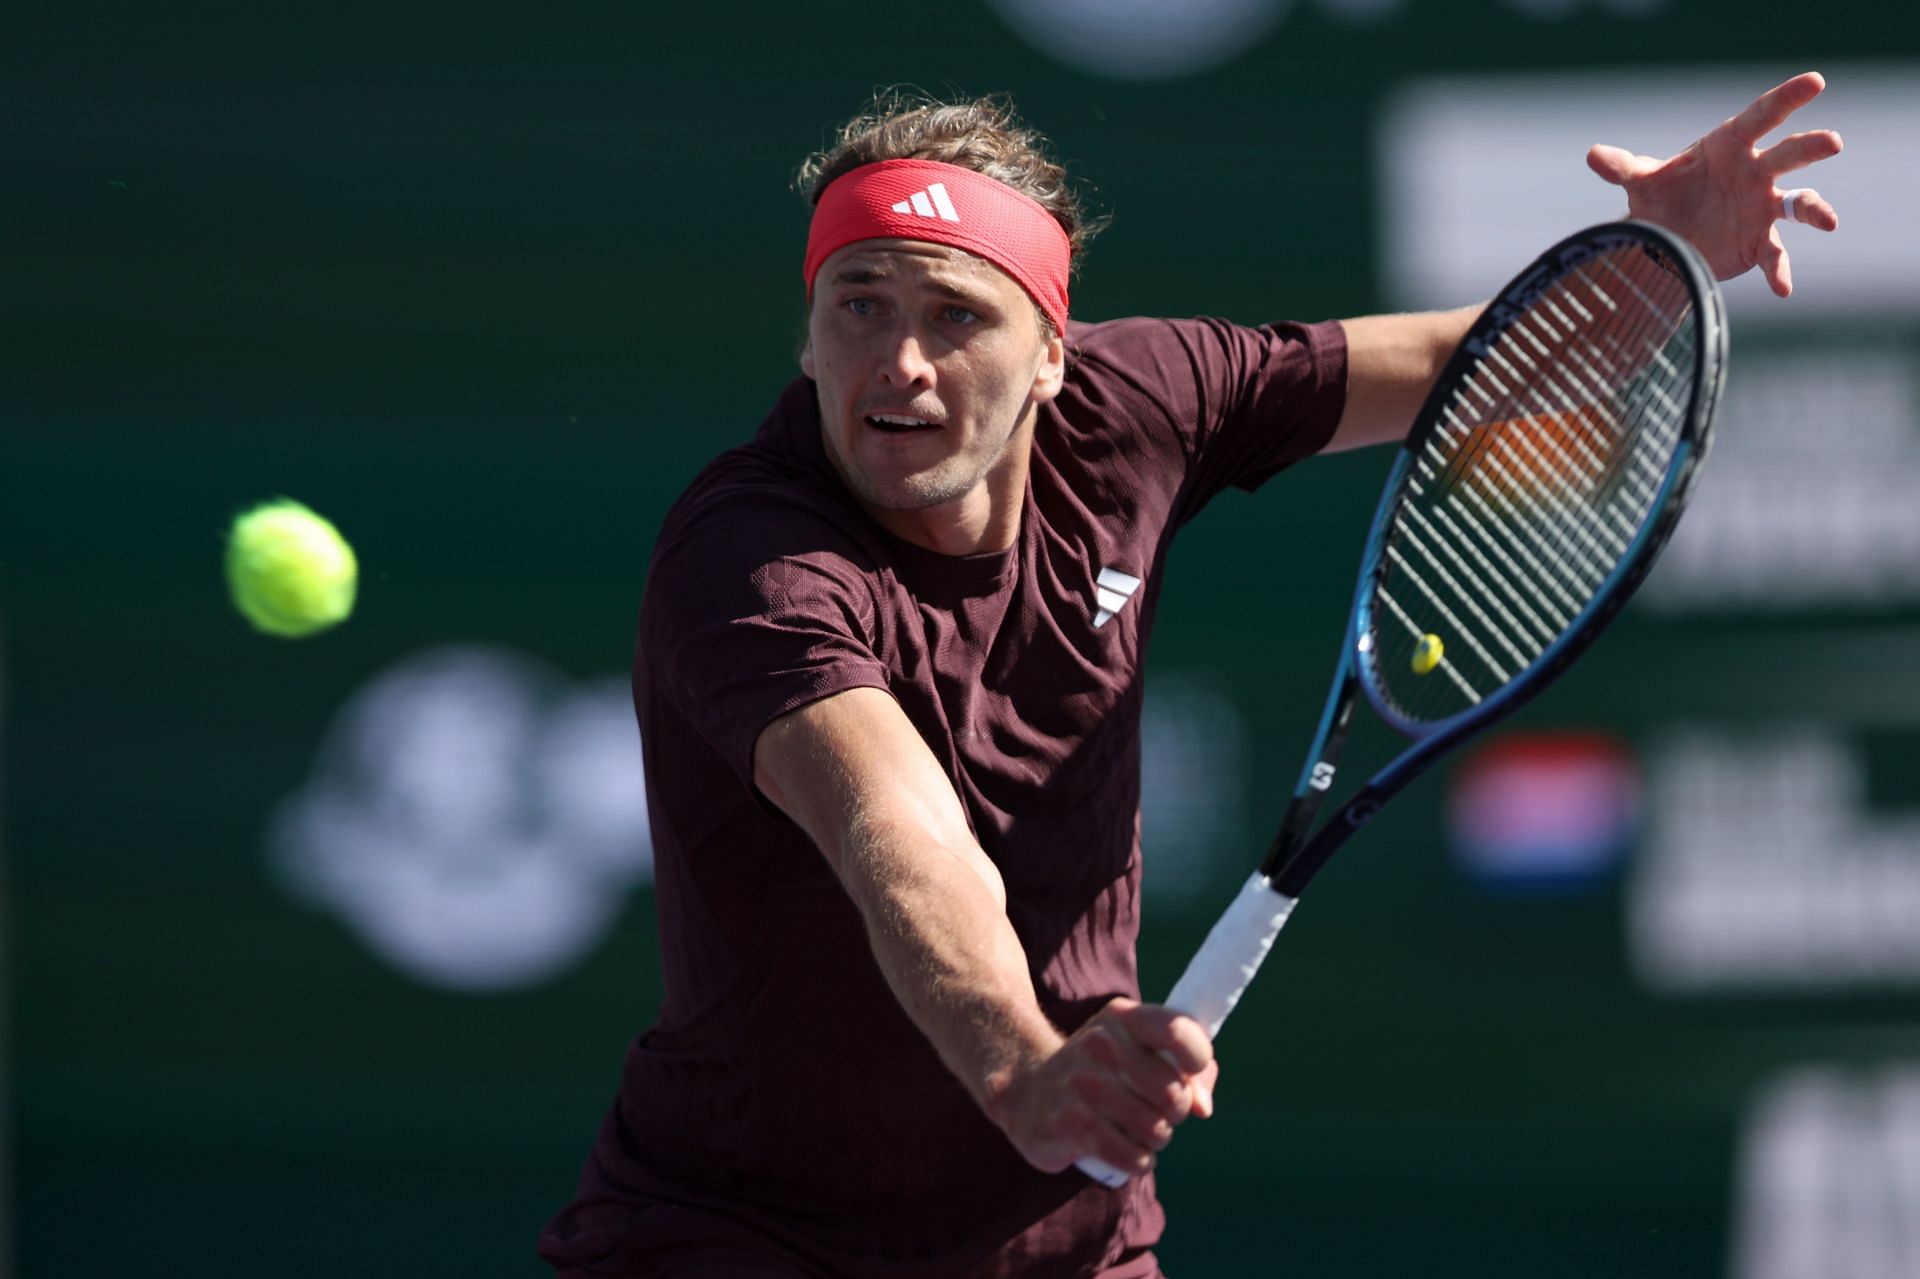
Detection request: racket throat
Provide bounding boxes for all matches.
[1260,674,1359,885]
[1268,787,1387,898]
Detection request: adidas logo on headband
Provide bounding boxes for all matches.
[890,183,961,223]
[805,160,1070,333]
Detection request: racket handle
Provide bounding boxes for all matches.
[1075,872,1299,1187]
[1163,872,1299,1037]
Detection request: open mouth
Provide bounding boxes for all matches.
[865,413,942,434]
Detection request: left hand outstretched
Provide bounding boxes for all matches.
[1587,71,1842,298]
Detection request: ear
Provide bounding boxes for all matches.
[800,338,816,380]
[1030,329,1066,405]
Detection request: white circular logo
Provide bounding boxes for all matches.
[270,646,653,991]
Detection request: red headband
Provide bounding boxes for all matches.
[804,159,1071,334]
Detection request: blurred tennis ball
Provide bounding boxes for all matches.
[1412,633,1444,675]
[1454,409,1614,510]
[225,498,358,638]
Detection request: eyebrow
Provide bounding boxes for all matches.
[827,266,993,306]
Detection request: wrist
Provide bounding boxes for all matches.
[978,1019,1066,1130]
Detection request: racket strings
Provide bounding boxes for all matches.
[1372,579,1486,705]
[1433,417,1612,597]
[1473,315,1658,549]
[1411,444,1588,621]
[1382,541,1510,685]
[1482,320,1660,530]
[1371,244,1697,723]
[1444,398,1628,572]
[1398,271,1691,692]
[1393,485,1563,649]
[1408,347,1684,685]
[1458,272,1683,551]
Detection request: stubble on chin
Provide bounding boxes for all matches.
[819,414,983,513]
[840,456,976,513]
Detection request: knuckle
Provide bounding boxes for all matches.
[1068,1066,1105,1106]
[1083,1033,1121,1070]
[1168,1015,1211,1057]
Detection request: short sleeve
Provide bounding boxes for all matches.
[1061,315,1348,525]
[641,493,892,795]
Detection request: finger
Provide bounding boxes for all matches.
[1118,1042,1195,1124]
[1759,129,1844,178]
[1728,71,1827,145]
[1069,1104,1157,1177]
[1082,1015,1191,1122]
[1070,1066,1177,1155]
[1585,143,1657,187]
[1111,1005,1214,1076]
[1777,187,1840,232]
[1190,1060,1220,1120]
[1758,225,1793,297]
[1158,1014,1213,1076]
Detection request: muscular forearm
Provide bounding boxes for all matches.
[754,689,1061,1117]
[756,688,1210,1176]
[834,810,1064,1117]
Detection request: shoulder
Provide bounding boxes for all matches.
[652,474,882,612]
[1047,316,1241,453]
[1062,315,1197,385]
[1057,315,1264,413]
[1063,314,1335,382]
[1059,314,1346,423]
[656,378,874,569]
[646,391,886,637]
[1064,314,1252,366]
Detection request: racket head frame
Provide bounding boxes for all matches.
[1262,220,1727,897]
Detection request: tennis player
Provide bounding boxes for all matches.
[541,74,1840,1278]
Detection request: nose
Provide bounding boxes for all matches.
[878,324,935,389]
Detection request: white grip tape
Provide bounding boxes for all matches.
[1079,1154,1133,1188]
[1163,872,1298,1036]
[1075,873,1299,1187]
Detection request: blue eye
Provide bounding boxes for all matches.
[943,305,976,325]
[847,297,876,317]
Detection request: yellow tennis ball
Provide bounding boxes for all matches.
[1412,633,1444,675]
[225,499,358,638]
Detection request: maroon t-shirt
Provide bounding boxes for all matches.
[541,315,1347,1278]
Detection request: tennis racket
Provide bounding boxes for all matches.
[1081,219,1727,1187]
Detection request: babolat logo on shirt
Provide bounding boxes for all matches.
[890,183,961,223]
[1093,566,1142,628]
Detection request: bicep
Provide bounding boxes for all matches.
[753,686,1007,911]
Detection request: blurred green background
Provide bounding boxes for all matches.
[8,3,1920,1276]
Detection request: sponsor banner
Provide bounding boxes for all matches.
[1448,731,1639,890]
[1629,730,1920,992]
[1379,68,1918,323]
[1731,1066,1920,1279]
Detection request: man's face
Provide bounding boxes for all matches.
[803,239,1065,518]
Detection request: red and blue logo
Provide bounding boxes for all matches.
[1447,732,1641,892]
